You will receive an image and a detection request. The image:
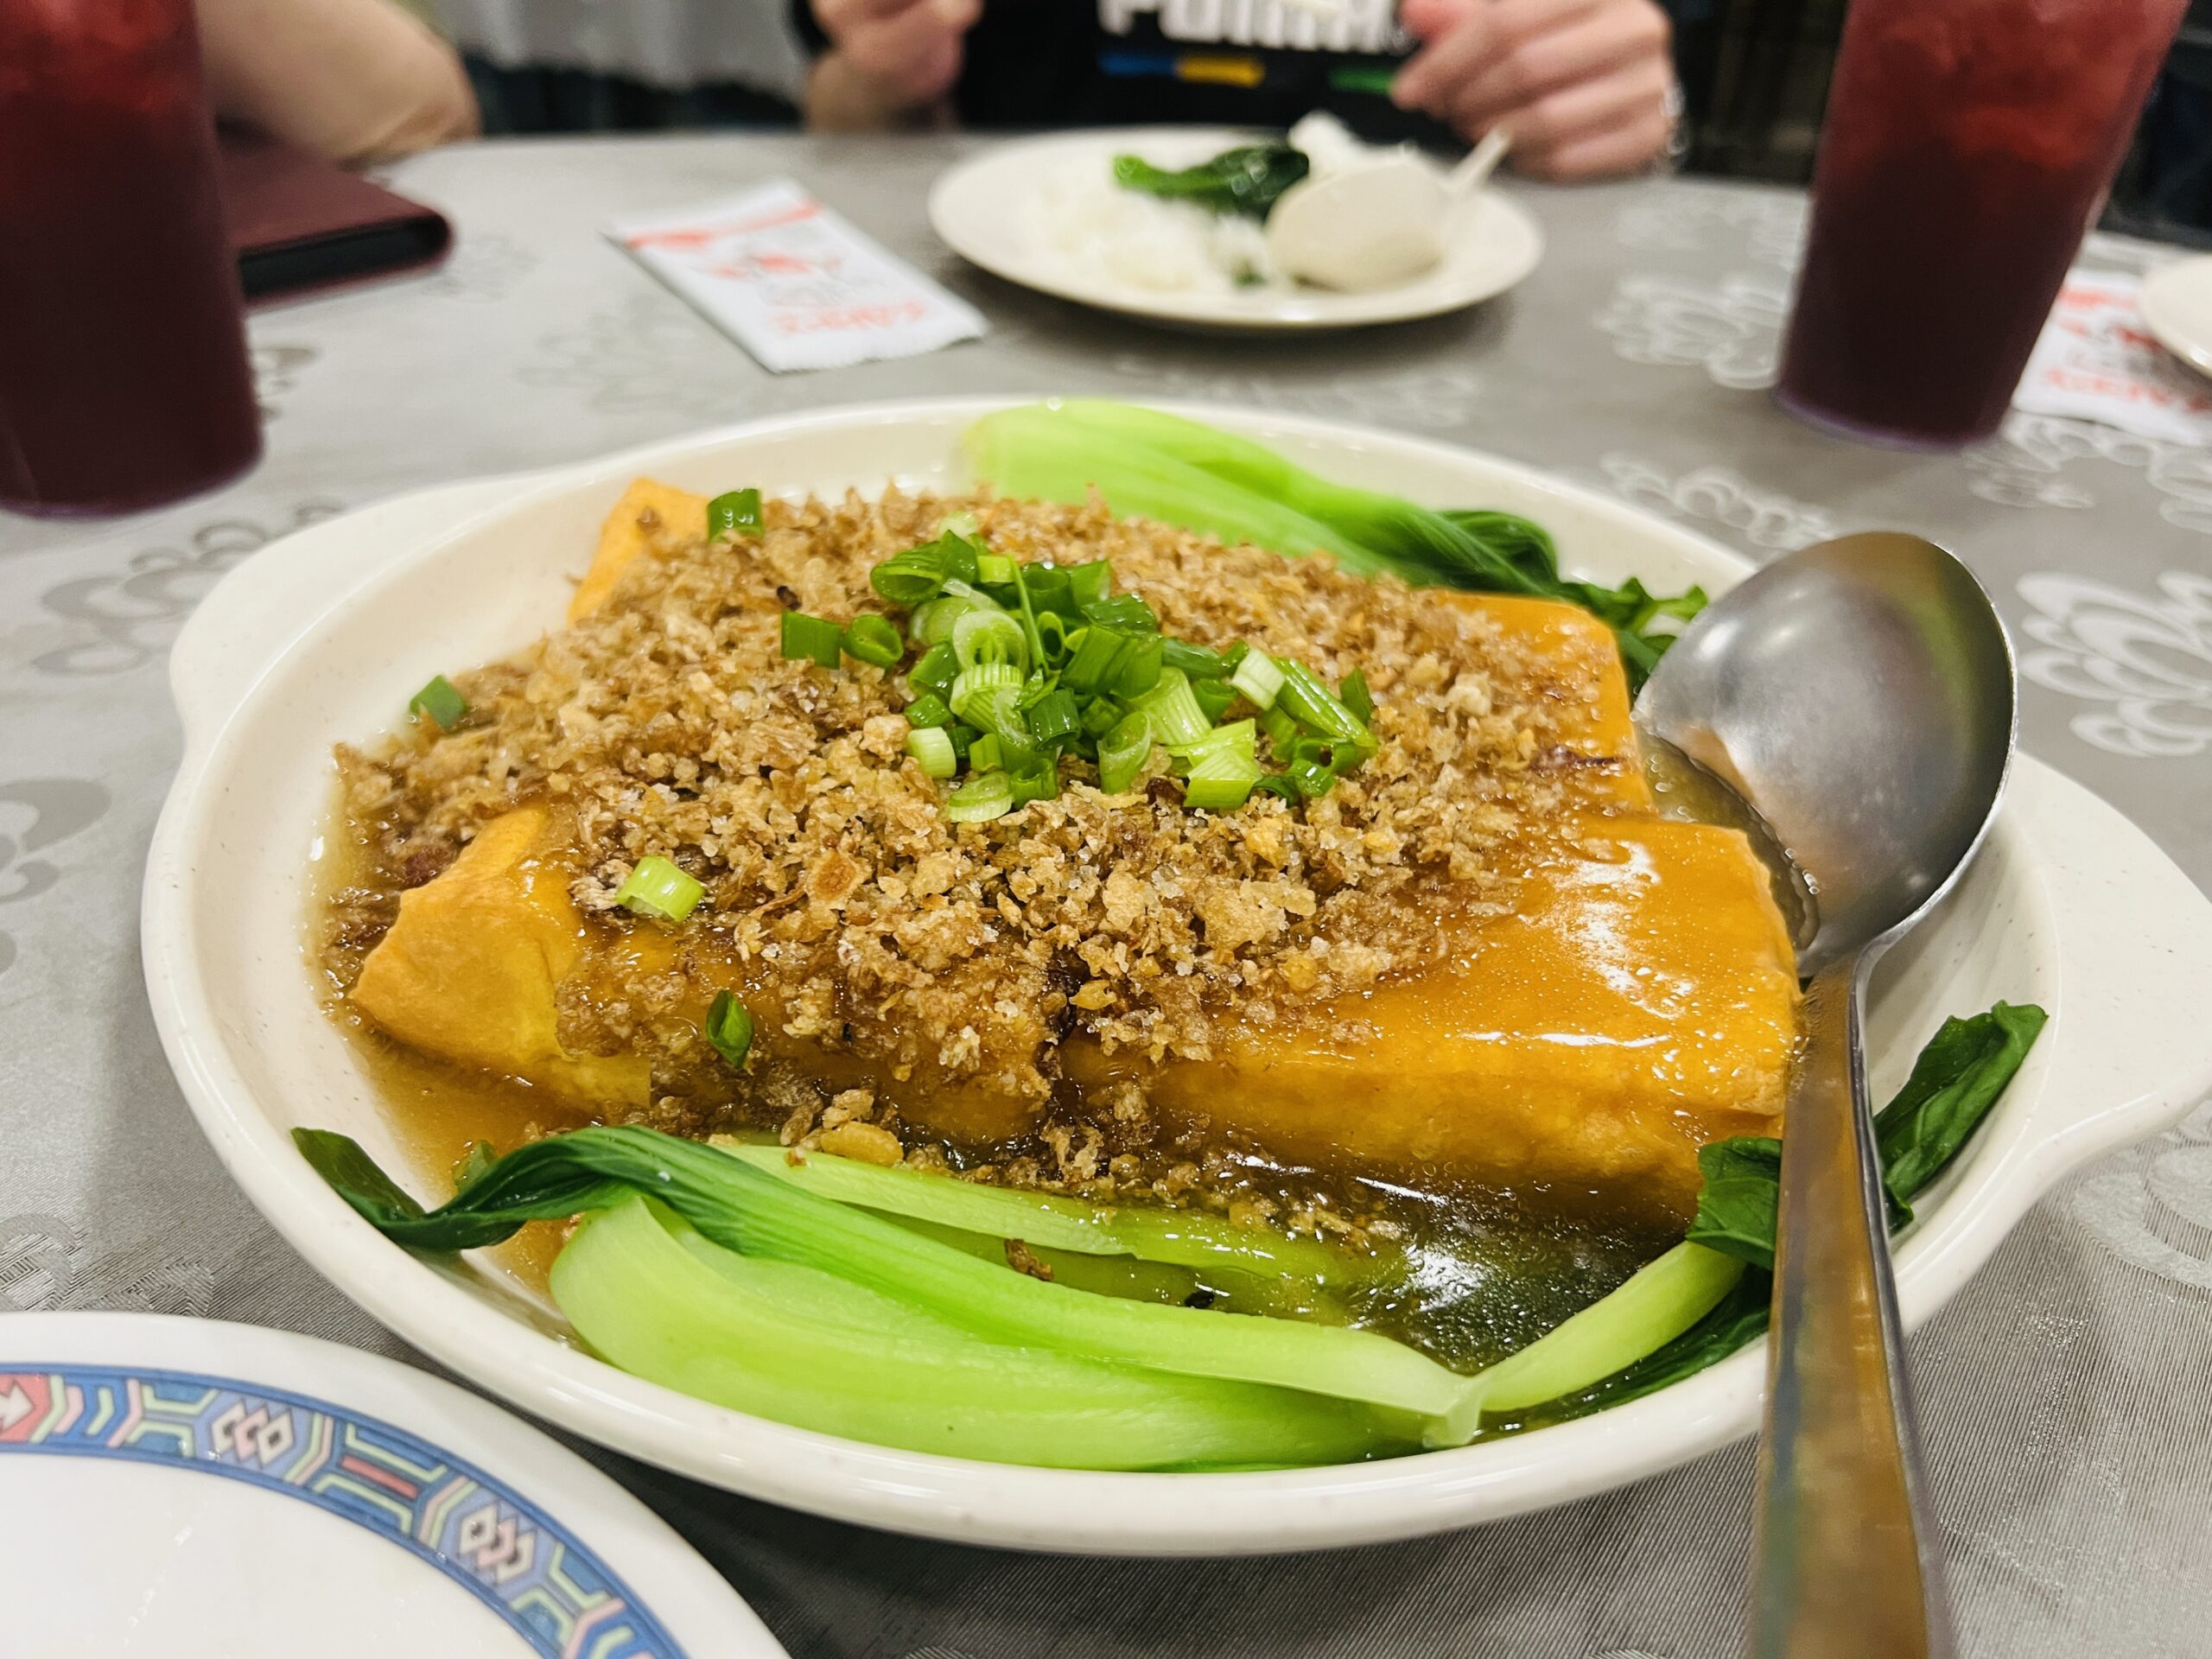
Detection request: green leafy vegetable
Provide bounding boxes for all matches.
[710,1140,1387,1284]
[297,1123,1476,1430]
[1111,145,1311,219]
[1489,1001,2046,1431]
[964,403,1709,688]
[1875,1001,2047,1217]
[557,1197,1402,1470]
[1683,1137,1783,1271]
[294,1001,2045,1465]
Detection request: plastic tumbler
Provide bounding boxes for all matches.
[0,0,262,515]
[1777,0,2189,449]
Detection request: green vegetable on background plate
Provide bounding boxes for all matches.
[295,1000,2041,1469]
[963,401,1708,689]
[1111,145,1311,219]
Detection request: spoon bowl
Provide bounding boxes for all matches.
[1266,124,1512,293]
[1637,530,2015,1659]
[1637,530,2016,972]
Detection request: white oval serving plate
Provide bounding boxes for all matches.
[0,1312,785,1657]
[143,397,2212,1555]
[928,128,1543,331]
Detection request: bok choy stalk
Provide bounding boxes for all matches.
[556,1197,1402,1469]
[963,401,1708,687]
[296,1123,1479,1433]
[709,1136,1392,1285]
[1485,1001,2047,1432]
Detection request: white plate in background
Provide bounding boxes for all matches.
[2139,255,2212,378]
[928,128,1543,330]
[0,1313,785,1658]
[142,397,2212,1554]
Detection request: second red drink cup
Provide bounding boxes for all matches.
[1777,0,2189,449]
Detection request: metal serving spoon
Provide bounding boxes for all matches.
[1635,531,2015,1659]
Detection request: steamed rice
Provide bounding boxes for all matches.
[1025,159,1286,295]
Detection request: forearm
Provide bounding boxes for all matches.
[199,0,480,165]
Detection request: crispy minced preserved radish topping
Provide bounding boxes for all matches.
[329,487,1629,1128]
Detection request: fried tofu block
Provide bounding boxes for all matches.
[1442,593,1649,809]
[1067,817,1797,1218]
[349,807,1046,1140]
[351,806,652,1106]
[569,478,709,622]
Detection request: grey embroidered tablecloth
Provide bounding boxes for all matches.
[5,134,2210,1659]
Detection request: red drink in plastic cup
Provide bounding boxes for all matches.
[1777,0,2188,449]
[0,0,262,515]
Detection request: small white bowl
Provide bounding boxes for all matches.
[143,399,2212,1555]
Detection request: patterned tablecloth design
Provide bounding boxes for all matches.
[3,135,2209,1659]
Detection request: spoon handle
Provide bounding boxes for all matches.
[1749,955,1952,1659]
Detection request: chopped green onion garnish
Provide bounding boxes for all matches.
[976,552,1017,587]
[1252,773,1303,803]
[1129,667,1211,748]
[707,488,762,538]
[969,733,1005,773]
[952,608,1028,673]
[704,990,753,1068]
[1022,565,1077,619]
[1230,648,1286,710]
[615,855,706,923]
[908,640,959,697]
[1162,639,1223,678]
[906,725,957,779]
[938,508,982,538]
[1340,667,1374,725]
[950,661,1029,742]
[1035,610,1075,667]
[1274,659,1370,747]
[938,536,982,586]
[1062,626,1129,695]
[1192,677,1237,725]
[842,613,904,669]
[1182,772,1258,811]
[1256,701,1299,750]
[1065,560,1114,610]
[1097,710,1154,795]
[873,542,950,607]
[1287,758,1338,800]
[945,772,1016,823]
[1005,746,1062,804]
[945,723,977,766]
[1080,696,1123,739]
[408,674,467,730]
[1173,718,1258,765]
[1112,635,1165,700]
[908,595,968,648]
[1028,687,1081,747]
[779,610,842,669]
[903,693,953,729]
[1082,593,1160,635]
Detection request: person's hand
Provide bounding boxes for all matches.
[808,0,982,124]
[1392,0,1675,181]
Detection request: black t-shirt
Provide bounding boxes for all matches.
[792,0,1457,145]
